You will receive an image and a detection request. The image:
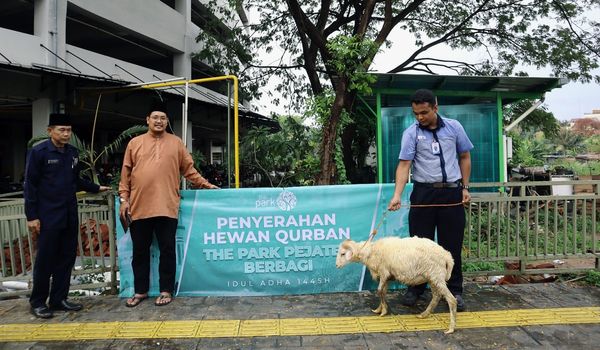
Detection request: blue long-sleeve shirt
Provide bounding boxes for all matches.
[24,139,100,230]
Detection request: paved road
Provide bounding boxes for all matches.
[0,282,599,349]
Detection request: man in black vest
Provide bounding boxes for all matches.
[24,113,110,318]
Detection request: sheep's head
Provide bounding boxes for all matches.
[335,239,361,268]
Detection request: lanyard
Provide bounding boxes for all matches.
[431,130,447,183]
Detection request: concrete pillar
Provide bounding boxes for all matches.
[174,0,192,79]
[32,98,53,137]
[175,0,191,24]
[173,0,194,156]
[34,0,67,67]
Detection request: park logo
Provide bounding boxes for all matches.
[276,189,297,211]
[255,190,297,211]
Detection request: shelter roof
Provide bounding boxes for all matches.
[0,62,271,122]
[361,73,567,108]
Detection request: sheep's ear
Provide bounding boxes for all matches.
[345,249,353,261]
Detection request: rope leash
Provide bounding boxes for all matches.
[403,202,464,208]
[363,201,465,246]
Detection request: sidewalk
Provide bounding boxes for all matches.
[0,282,599,349]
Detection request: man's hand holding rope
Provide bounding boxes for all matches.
[388,194,402,211]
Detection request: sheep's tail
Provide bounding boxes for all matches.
[444,251,454,281]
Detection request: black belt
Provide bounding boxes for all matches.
[413,181,461,189]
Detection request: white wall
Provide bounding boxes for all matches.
[69,0,186,52]
[0,28,42,65]
[66,45,176,82]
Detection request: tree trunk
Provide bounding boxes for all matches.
[315,79,347,185]
[341,123,357,182]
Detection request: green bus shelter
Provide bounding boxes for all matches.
[357,74,566,184]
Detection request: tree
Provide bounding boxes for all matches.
[240,115,320,187]
[571,118,600,137]
[197,0,600,184]
[585,135,600,153]
[552,127,587,156]
[504,100,560,138]
[509,131,552,167]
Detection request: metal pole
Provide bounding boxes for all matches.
[233,76,239,188]
[227,80,232,188]
[182,81,189,190]
[108,193,117,295]
[504,97,544,133]
[376,93,382,183]
[149,75,240,188]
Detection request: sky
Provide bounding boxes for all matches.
[370,62,600,122]
[370,26,600,122]
[253,8,600,122]
[259,44,600,121]
[541,77,600,120]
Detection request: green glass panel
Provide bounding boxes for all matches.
[381,104,499,184]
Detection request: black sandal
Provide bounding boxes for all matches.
[125,294,148,307]
[154,293,173,306]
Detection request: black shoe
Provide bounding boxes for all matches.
[30,305,54,319]
[49,300,83,312]
[454,294,465,312]
[401,290,422,306]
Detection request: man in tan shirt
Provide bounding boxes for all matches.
[119,100,218,307]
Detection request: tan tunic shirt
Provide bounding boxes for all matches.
[118,132,211,220]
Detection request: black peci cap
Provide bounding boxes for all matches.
[48,113,72,126]
[148,99,168,115]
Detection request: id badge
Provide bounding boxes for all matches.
[431,141,440,154]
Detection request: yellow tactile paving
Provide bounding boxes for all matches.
[73,322,122,340]
[360,316,404,333]
[239,319,280,337]
[280,317,321,336]
[397,314,446,331]
[113,321,161,339]
[0,306,599,342]
[319,316,363,334]
[196,320,239,338]
[155,320,201,338]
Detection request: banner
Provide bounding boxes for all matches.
[117,183,412,296]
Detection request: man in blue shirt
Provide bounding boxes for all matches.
[388,89,473,311]
[24,113,110,318]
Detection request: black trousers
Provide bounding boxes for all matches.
[130,216,178,294]
[30,225,78,308]
[407,185,465,295]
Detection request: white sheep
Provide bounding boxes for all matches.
[335,236,457,334]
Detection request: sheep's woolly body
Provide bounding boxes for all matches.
[336,236,457,334]
[360,237,453,287]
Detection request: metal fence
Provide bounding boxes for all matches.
[465,180,600,276]
[0,192,116,298]
[1,181,599,299]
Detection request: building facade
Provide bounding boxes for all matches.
[0,0,270,188]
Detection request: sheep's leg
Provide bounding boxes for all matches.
[372,303,382,314]
[419,288,441,319]
[371,275,383,314]
[432,281,456,334]
[420,280,456,334]
[441,287,457,335]
[372,278,389,316]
